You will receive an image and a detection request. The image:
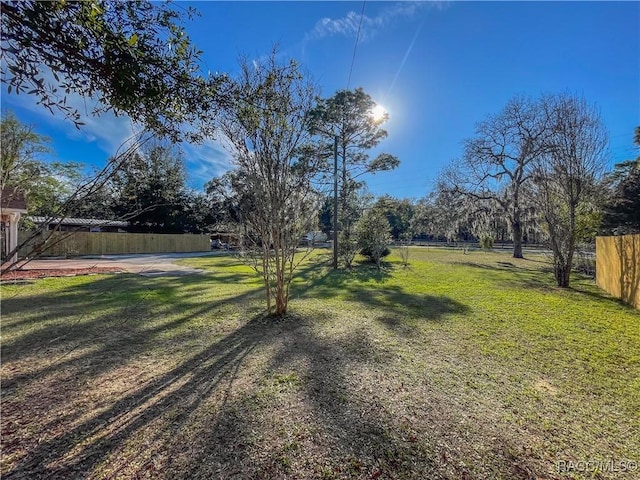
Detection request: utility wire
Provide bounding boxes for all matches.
[346,1,367,90]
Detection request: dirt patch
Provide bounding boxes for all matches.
[0,267,123,281]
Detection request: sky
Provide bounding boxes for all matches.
[3,1,639,200]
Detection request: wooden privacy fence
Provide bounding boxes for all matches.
[596,234,640,309]
[18,231,210,257]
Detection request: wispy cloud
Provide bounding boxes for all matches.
[2,71,137,157]
[182,139,233,190]
[305,1,434,42]
[2,70,233,191]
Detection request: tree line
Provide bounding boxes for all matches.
[1,111,213,234]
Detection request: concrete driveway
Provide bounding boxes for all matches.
[20,251,226,277]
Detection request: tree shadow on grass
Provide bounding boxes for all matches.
[458,260,636,308]
[1,272,265,394]
[293,254,394,286]
[3,264,545,479]
[292,261,469,330]
[456,261,557,291]
[1,269,254,335]
[292,259,395,296]
[251,316,555,477]
[157,313,544,480]
[2,263,269,478]
[3,312,268,479]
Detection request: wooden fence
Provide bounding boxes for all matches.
[18,231,210,257]
[596,234,639,309]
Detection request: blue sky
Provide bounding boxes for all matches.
[3,1,639,199]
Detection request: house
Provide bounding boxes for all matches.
[1,188,28,265]
[28,216,130,233]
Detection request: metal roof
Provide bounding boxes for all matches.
[28,216,130,227]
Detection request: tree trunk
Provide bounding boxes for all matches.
[275,265,287,315]
[552,238,573,288]
[262,242,272,313]
[274,288,287,315]
[512,219,524,259]
[340,141,349,269]
[554,262,571,288]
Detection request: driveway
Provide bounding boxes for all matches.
[19,251,226,277]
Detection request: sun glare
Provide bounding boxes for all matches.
[371,104,387,123]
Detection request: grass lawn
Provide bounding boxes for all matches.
[1,247,638,479]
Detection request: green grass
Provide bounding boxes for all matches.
[1,247,638,479]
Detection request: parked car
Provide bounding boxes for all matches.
[211,239,228,250]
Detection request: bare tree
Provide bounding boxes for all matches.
[533,94,608,287]
[447,95,549,258]
[217,51,321,315]
[415,188,468,243]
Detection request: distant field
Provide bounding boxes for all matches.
[1,248,638,479]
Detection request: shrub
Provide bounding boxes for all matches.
[356,209,392,268]
[360,245,391,260]
[339,230,359,269]
[480,236,494,251]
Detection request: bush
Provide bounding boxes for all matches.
[356,209,392,268]
[480,236,494,251]
[360,245,391,260]
[339,230,359,269]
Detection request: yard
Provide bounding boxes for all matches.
[1,248,638,479]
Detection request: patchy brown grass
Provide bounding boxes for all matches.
[1,249,638,479]
[0,267,123,281]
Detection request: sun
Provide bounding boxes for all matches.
[371,104,387,123]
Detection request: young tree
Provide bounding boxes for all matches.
[217,52,321,315]
[371,195,414,266]
[446,96,549,258]
[339,185,373,269]
[356,208,392,269]
[308,88,399,267]
[533,94,608,287]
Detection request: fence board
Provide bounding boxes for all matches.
[18,231,210,257]
[596,234,640,309]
